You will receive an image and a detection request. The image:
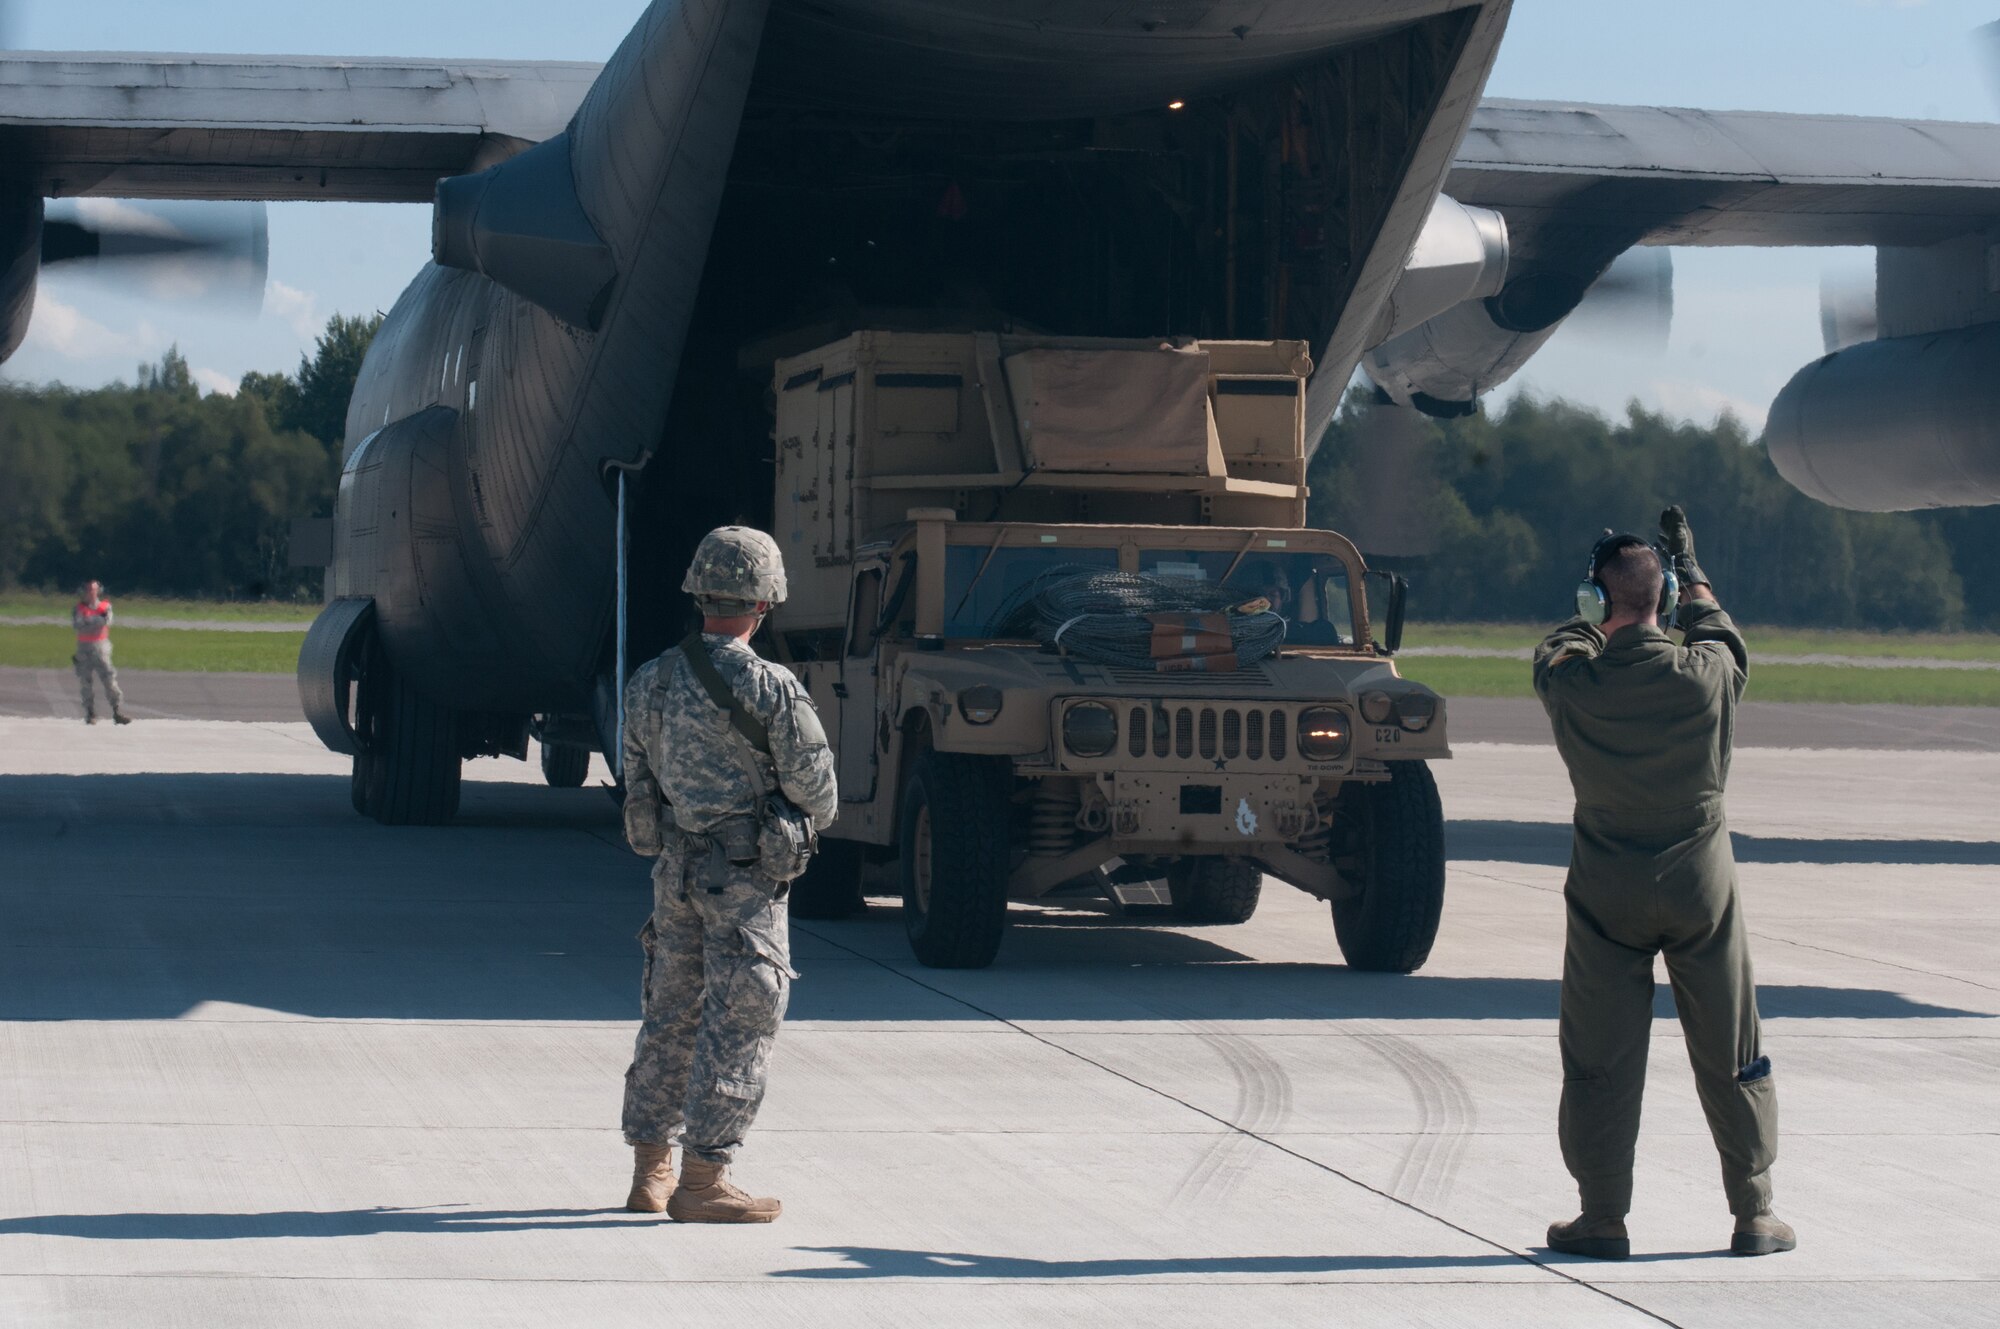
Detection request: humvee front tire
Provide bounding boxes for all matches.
[790,838,867,920]
[1330,760,1446,973]
[899,752,1011,968]
[1168,857,1262,925]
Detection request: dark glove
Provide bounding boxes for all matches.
[1658,504,1708,590]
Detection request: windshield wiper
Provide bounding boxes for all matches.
[950,527,1010,624]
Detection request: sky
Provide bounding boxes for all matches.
[1,0,1996,427]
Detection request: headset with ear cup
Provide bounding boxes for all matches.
[1575,531,1680,626]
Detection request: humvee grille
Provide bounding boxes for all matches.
[1120,703,1293,763]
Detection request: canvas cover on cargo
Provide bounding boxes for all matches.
[1005,346,1221,476]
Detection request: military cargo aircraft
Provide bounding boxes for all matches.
[3,0,2000,822]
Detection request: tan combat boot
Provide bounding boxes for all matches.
[1547,1214,1630,1260]
[666,1157,781,1224]
[113,711,132,725]
[1731,1211,1796,1256]
[625,1143,675,1213]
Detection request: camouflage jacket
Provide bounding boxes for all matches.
[622,633,838,855]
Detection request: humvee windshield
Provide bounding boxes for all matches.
[1138,548,1355,647]
[943,544,1119,637]
[938,538,1360,647]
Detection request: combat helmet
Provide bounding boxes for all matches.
[683,525,788,613]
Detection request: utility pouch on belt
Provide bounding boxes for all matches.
[623,794,665,857]
[680,632,817,883]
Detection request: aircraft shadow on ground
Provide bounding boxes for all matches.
[0,773,1987,1024]
[1448,819,2000,867]
[0,1207,651,1240]
[0,772,619,832]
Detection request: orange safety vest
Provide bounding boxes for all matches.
[75,600,111,644]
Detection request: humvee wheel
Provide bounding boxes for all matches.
[1168,857,1262,925]
[790,839,867,920]
[539,741,590,789]
[1330,760,1446,973]
[898,752,1010,968]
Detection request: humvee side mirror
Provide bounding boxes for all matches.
[1368,570,1408,656]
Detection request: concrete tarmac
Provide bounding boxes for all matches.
[0,718,1995,1327]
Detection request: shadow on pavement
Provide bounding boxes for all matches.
[0,1207,652,1239]
[0,772,617,832]
[1448,819,2000,867]
[775,1245,1526,1279]
[0,773,1987,1023]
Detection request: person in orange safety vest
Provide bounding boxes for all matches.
[72,580,129,725]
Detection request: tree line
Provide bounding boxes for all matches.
[1309,391,2000,632]
[2,327,1996,630]
[0,314,378,601]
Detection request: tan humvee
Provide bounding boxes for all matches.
[764,331,1449,971]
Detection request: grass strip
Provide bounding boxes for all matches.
[1395,654,2000,707]
[0,592,317,625]
[0,624,304,673]
[1402,621,2000,663]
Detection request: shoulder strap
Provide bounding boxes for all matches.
[678,631,771,754]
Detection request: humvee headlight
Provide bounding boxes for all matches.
[1359,690,1394,725]
[1395,691,1437,732]
[1298,707,1351,762]
[958,685,1003,725]
[1062,701,1119,757]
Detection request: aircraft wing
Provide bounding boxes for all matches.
[9,54,2000,242]
[1449,98,2000,248]
[0,51,596,201]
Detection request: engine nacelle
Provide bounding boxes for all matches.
[1360,298,1559,417]
[1766,322,2000,511]
[0,187,41,365]
[1369,195,1508,347]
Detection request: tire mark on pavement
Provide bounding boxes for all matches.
[1354,1029,1478,1207]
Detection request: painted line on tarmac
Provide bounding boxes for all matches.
[794,922,1686,1326]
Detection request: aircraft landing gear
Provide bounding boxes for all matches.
[351,665,463,826]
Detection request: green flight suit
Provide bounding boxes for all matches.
[1533,600,1777,1219]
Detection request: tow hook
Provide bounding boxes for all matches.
[1273,803,1313,840]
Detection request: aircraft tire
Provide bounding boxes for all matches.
[540,741,590,789]
[372,670,463,826]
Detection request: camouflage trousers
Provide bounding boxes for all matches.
[73,641,122,716]
[621,838,797,1164]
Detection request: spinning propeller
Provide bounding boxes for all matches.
[40,199,269,314]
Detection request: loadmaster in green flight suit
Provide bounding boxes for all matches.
[1532,506,1795,1261]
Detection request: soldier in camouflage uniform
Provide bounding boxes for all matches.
[619,526,838,1223]
[1534,507,1793,1260]
[72,581,130,725]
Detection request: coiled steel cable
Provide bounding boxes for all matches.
[992,568,1286,671]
